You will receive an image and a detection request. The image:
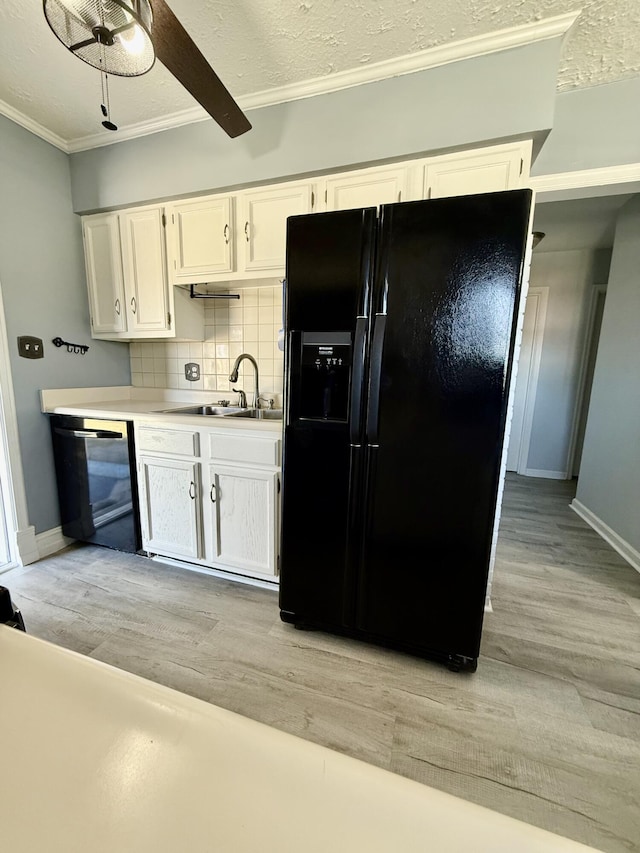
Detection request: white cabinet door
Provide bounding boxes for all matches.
[238,184,313,273]
[325,167,407,211]
[138,456,202,560]
[205,464,277,576]
[166,196,233,284]
[119,207,171,335]
[422,143,530,199]
[83,213,127,335]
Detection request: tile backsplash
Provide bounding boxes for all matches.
[130,282,284,405]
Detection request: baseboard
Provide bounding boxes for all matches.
[35,526,74,560]
[523,468,568,480]
[15,526,38,566]
[570,499,640,574]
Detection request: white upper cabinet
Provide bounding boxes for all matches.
[421,141,531,200]
[166,195,233,284]
[325,166,407,211]
[237,183,313,273]
[119,206,171,334]
[83,213,126,335]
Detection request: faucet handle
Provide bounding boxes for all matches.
[232,388,247,408]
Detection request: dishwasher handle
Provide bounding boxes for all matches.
[53,427,124,440]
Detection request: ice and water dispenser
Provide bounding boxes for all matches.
[297,332,352,422]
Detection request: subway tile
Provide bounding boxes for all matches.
[214,308,229,324]
[229,325,243,342]
[215,377,230,391]
[258,324,273,342]
[152,342,166,357]
[154,374,167,388]
[258,341,273,359]
[130,357,142,373]
[203,375,217,391]
[203,359,216,375]
[228,342,243,358]
[258,288,274,306]
[214,327,229,343]
[165,358,178,375]
[258,306,272,324]
[229,307,242,325]
[189,342,203,359]
[242,290,258,307]
[129,341,142,357]
[216,358,229,375]
[176,342,190,358]
[131,372,143,386]
[204,342,217,358]
[243,306,258,325]
[273,305,282,324]
[259,359,274,376]
[153,357,165,373]
[204,325,215,341]
[216,343,229,358]
[166,374,179,389]
[142,373,155,388]
[142,357,154,372]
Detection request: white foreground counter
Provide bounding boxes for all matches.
[0,628,597,852]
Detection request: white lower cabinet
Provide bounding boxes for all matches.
[135,424,281,582]
[204,464,278,577]
[138,456,202,561]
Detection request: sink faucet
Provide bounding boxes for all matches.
[229,354,260,408]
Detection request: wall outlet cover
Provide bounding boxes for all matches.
[18,336,44,359]
[185,362,200,381]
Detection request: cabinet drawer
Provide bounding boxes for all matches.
[209,433,280,467]
[137,427,199,456]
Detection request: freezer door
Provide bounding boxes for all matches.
[357,190,532,662]
[279,209,376,627]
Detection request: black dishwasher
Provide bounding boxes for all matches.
[49,415,141,553]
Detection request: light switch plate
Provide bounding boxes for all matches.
[185,362,200,381]
[18,336,44,359]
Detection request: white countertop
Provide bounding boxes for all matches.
[0,627,597,853]
[40,385,283,433]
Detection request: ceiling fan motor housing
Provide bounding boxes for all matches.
[43,0,155,76]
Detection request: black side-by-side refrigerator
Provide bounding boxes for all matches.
[279,190,533,671]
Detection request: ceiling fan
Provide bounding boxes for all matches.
[43,0,252,138]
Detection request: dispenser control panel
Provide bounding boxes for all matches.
[299,333,352,422]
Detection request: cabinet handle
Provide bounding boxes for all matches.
[244,221,250,242]
[223,223,229,244]
[114,298,120,315]
[130,296,137,315]
[210,484,216,503]
[189,481,196,500]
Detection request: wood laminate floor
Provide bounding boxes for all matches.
[5,475,640,852]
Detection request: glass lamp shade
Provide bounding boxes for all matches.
[43,0,155,76]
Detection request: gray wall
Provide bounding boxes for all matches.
[531,77,640,177]
[525,248,611,475]
[0,115,131,534]
[576,195,640,554]
[69,39,561,213]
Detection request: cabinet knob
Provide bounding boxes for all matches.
[244,221,250,242]
[210,484,217,503]
[223,223,229,244]
[189,481,196,500]
[130,296,137,315]
[114,298,120,315]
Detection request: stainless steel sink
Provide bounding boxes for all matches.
[225,409,284,420]
[160,405,245,416]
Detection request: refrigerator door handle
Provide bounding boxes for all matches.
[349,317,368,445]
[365,314,386,445]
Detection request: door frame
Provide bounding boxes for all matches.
[0,280,38,570]
[566,283,607,478]
[510,286,549,475]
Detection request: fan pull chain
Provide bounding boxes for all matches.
[100,70,118,131]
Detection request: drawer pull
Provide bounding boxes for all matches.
[189,481,196,500]
[244,221,250,242]
[223,223,229,244]
[130,296,137,315]
[114,298,121,315]
[210,484,217,503]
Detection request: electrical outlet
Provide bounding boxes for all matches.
[185,362,200,381]
[18,336,44,359]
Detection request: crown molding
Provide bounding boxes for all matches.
[530,162,640,194]
[61,10,580,153]
[0,97,69,153]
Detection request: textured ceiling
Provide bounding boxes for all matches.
[0,0,639,147]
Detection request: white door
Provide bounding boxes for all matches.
[167,196,233,283]
[139,456,202,560]
[506,287,549,472]
[423,143,528,199]
[83,214,127,335]
[119,207,171,335]
[205,464,277,576]
[325,167,407,210]
[238,184,313,273]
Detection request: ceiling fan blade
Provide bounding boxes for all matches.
[150,0,251,138]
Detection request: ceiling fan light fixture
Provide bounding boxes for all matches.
[43,0,155,76]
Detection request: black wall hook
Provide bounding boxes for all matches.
[52,337,89,355]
